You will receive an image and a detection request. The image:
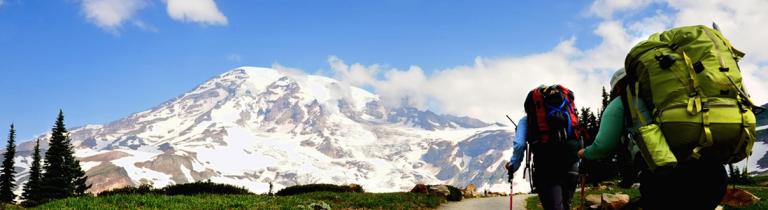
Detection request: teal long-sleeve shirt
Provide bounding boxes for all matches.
[584,98,626,160]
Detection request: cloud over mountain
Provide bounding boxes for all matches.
[326,0,768,125]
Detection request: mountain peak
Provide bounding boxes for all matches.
[13,67,512,195]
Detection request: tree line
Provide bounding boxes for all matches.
[1,110,89,206]
[576,87,619,184]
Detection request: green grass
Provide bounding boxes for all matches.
[22,192,444,210]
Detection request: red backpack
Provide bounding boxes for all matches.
[524,85,583,144]
[521,85,586,188]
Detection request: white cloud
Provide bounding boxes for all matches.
[328,56,380,89]
[79,0,227,32]
[165,0,228,25]
[81,0,147,31]
[424,40,608,122]
[328,39,609,123]
[325,0,768,124]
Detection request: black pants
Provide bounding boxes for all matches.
[533,164,579,210]
[639,160,727,210]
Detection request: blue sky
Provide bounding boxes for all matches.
[0,0,603,140]
[2,0,767,142]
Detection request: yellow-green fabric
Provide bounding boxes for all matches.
[624,25,757,164]
[637,124,677,170]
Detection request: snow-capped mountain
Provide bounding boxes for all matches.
[9,67,523,195]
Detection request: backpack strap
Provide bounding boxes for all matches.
[677,51,703,115]
[556,85,581,139]
[532,88,551,143]
[675,49,711,159]
[625,82,647,126]
[727,94,756,164]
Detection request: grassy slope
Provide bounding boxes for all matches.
[27,192,444,210]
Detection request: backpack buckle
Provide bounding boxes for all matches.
[701,102,710,112]
[655,54,676,69]
[689,91,699,97]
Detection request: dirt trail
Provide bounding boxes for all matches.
[438,194,533,210]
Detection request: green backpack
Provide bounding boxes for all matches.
[623,25,758,171]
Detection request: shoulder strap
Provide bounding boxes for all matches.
[555,85,581,139]
[532,88,551,143]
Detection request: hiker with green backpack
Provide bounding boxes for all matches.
[506,85,587,210]
[577,25,760,210]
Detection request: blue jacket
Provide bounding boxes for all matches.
[508,116,527,173]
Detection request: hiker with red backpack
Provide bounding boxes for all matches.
[578,25,761,210]
[506,85,586,210]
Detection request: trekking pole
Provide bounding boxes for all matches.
[579,136,587,210]
[510,179,514,210]
[505,115,519,130]
[505,115,517,210]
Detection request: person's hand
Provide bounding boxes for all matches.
[577,149,585,159]
[504,162,515,182]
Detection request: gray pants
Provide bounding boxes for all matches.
[533,163,579,210]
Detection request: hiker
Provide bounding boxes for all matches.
[506,85,583,210]
[578,25,758,210]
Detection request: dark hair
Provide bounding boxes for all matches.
[610,78,626,100]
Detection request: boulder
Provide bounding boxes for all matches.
[428,185,451,197]
[410,184,428,194]
[721,188,761,208]
[411,184,454,198]
[463,184,479,198]
[584,193,629,210]
[601,193,630,210]
[585,194,602,206]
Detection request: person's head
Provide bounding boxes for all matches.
[609,68,626,99]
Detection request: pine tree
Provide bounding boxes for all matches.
[600,86,610,121]
[601,86,610,110]
[579,107,592,130]
[0,124,17,203]
[40,110,90,201]
[588,110,599,135]
[21,139,42,206]
[66,143,89,196]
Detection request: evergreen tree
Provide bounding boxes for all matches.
[579,107,592,130]
[21,139,42,206]
[601,87,610,110]
[66,144,89,196]
[0,124,17,203]
[600,86,610,121]
[588,111,598,129]
[40,110,90,201]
